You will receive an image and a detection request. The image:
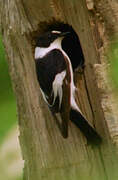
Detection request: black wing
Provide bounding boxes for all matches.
[35,49,67,103]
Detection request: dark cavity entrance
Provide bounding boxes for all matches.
[62,27,85,71]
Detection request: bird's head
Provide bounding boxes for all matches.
[36,30,70,48]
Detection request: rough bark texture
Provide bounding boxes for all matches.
[87,0,118,145]
[0,0,118,179]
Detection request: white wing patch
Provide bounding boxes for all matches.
[40,71,66,109]
[52,70,66,109]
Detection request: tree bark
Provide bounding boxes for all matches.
[87,0,118,145]
[0,0,118,179]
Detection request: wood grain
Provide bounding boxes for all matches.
[0,0,118,179]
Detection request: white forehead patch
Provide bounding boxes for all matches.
[52,30,61,34]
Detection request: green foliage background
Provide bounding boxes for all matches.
[0,37,23,180]
[0,36,17,143]
[109,42,118,89]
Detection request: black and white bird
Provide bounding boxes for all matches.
[34,30,102,145]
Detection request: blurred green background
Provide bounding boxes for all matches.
[0,35,17,143]
[110,41,118,89]
[0,36,23,180]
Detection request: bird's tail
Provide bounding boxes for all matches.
[70,108,102,145]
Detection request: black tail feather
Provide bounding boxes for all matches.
[70,109,102,145]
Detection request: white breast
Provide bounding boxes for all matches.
[34,38,63,59]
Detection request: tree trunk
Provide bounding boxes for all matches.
[0,0,118,179]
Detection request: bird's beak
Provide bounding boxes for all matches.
[59,31,70,37]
